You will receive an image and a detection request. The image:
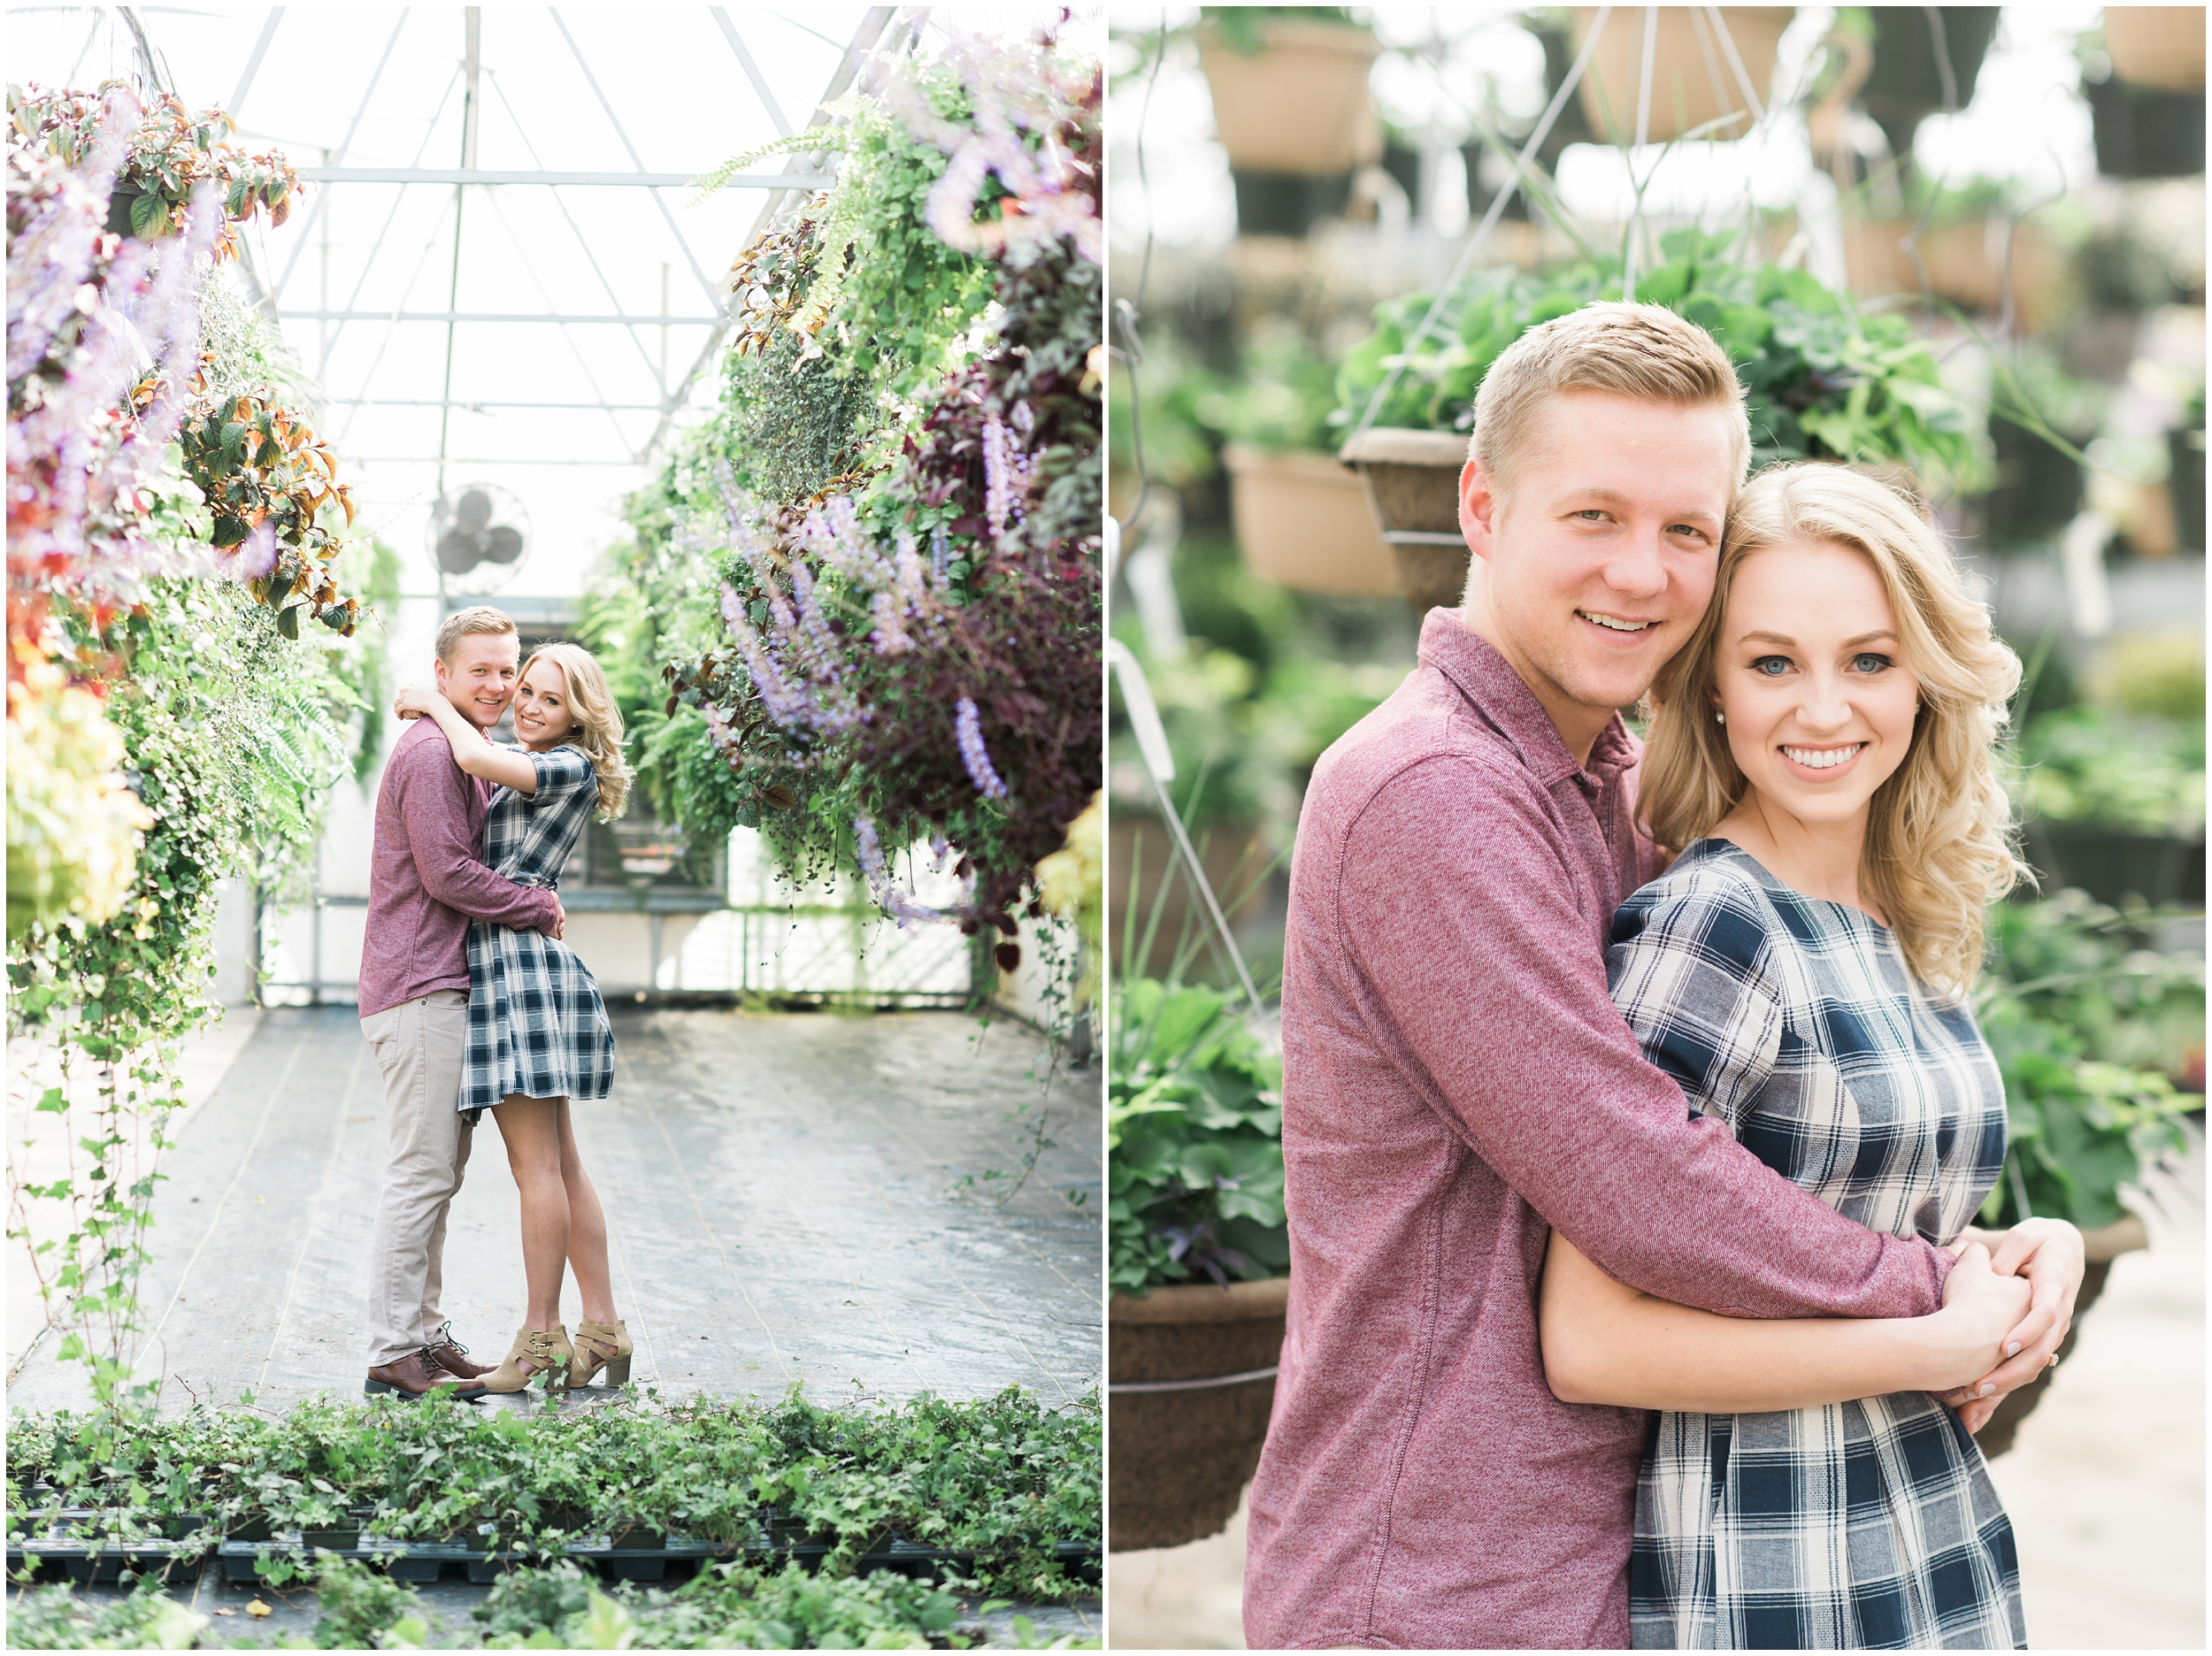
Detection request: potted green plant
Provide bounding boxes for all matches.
[1570,7,1794,146]
[1333,235,1980,610]
[1195,9,1380,236]
[2013,705,2208,910]
[1108,970,1290,1552]
[1968,890,2204,1454]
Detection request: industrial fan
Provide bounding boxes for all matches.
[426,482,530,595]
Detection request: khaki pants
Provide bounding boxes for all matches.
[360,990,474,1368]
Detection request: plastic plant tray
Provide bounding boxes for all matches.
[6,1512,210,1584]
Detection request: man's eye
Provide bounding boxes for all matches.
[1574,509,1607,522]
[1851,653,1893,673]
[1752,656,1793,676]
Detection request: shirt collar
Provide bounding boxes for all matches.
[1415,607,1632,794]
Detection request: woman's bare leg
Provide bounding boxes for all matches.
[554,1100,618,1324]
[491,1094,568,1330]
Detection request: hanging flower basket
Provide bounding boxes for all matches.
[1570,7,1793,146]
[2104,7,2208,93]
[1976,1214,2150,1458]
[2087,74,2207,180]
[1108,1276,1289,1552]
[1224,443,1397,598]
[1198,19,1380,175]
[1337,426,1471,614]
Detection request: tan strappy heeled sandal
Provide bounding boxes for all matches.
[479,1325,573,1394]
[572,1318,633,1387]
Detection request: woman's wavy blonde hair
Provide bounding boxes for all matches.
[1639,464,2030,999]
[521,642,631,823]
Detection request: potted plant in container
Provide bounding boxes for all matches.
[1968,890,2204,1454]
[2013,704,2207,910]
[1333,234,1979,610]
[1195,8,1380,238]
[1108,969,1289,1552]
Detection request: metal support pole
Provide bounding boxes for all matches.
[435,9,481,510]
[274,9,411,301]
[226,9,286,122]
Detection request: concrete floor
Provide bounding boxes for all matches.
[8,1006,1102,1413]
[1107,1138,2206,1650]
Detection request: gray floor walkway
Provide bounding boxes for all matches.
[8,1006,1102,1414]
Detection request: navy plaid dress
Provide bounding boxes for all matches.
[1608,840,2023,1651]
[460,745,616,1115]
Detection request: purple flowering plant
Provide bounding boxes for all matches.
[593,22,1101,956]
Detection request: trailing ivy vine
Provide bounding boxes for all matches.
[6,84,369,1411]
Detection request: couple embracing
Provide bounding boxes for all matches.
[355,606,635,1401]
[1247,305,2085,1650]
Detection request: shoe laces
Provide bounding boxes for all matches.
[429,1320,469,1356]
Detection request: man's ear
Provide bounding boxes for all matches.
[432,656,449,694]
[1459,456,1502,564]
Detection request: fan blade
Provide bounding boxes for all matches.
[437,527,485,573]
[456,487,495,532]
[483,525,526,564]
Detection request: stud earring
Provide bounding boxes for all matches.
[1714,710,1725,725]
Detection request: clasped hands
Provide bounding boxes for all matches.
[1933,1218,2085,1434]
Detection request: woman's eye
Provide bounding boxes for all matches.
[1851,653,1893,674]
[1752,656,1793,677]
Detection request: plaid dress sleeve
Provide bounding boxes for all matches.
[1606,868,1786,1133]
[1615,840,2024,1652]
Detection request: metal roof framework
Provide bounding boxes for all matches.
[34,4,927,594]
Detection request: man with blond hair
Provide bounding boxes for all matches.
[357,605,564,1399]
[1242,304,2081,1647]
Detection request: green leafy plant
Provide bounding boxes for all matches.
[7,1385,1102,1606]
[1333,232,1981,489]
[1109,944,1288,1293]
[2012,707,2206,838]
[1976,892,2204,1230]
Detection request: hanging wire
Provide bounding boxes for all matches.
[1346,7,1613,448]
[1109,12,1169,537]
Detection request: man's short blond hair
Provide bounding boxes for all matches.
[435,605,518,663]
[1470,301,1750,502]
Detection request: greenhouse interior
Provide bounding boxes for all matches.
[1105,6,2204,1651]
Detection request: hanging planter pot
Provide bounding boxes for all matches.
[1108,1276,1288,1552]
[1338,426,1471,614]
[1200,19,1379,174]
[2170,426,2206,553]
[1855,6,2001,163]
[1570,8,1794,147]
[2087,74,2207,180]
[2103,7,2208,94]
[2026,822,2208,910]
[1978,419,2085,545]
[1224,443,1397,598]
[1976,1214,2149,1458]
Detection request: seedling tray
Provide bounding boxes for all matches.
[6,1512,209,1584]
[216,1528,727,1584]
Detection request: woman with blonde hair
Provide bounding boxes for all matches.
[396,640,637,1395]
[1535,464,2079,1649]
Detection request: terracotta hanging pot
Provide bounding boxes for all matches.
[1570,8,1794,147]
[2104,7,2208,94]
[1198,20,1380,174]
[1224,443,1398,598]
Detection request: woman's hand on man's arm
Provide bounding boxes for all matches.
[1538,1229,2032,1415]
[1932,1218,2085,1432]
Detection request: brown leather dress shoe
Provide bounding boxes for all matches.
[365,1349,485,1399]
[424,1323,495,1382]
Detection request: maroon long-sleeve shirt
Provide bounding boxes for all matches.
[357,718,561,1018]
[1242,613,1953,1651]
